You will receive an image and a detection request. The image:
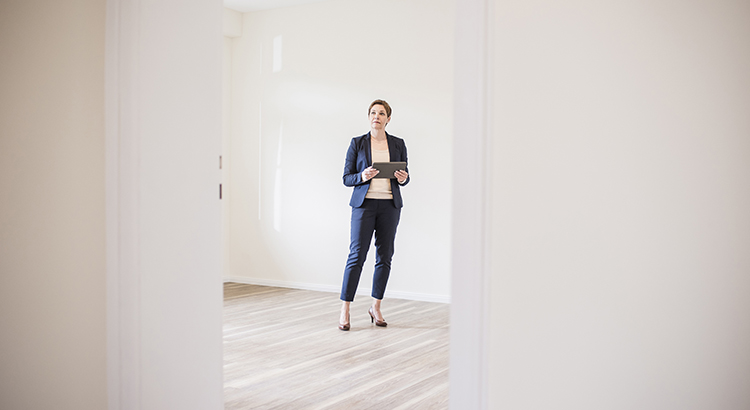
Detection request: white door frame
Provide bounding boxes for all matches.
[450,0,492,408]
[105,0,491,407]
[105,0,142,407]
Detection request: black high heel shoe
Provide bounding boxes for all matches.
[368,307,387,327]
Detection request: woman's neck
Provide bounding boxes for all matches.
[370,129,387,141]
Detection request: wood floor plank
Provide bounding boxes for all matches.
[223,283,449,409]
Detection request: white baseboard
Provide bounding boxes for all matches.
[223,276,450,304]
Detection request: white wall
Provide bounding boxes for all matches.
[488,1,750,408]
[0,1,106,409]
[225,0,455,302]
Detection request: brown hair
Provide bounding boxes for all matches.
[368,99,392,117]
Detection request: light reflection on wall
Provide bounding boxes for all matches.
[273,122,283,232]
[272,35,282,73]
[258,102,263,221]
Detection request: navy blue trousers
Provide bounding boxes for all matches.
[340,199,401,302]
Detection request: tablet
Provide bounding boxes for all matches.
[372,162,407,179]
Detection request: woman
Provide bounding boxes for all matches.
[339,99,409,331]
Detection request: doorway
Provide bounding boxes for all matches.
[105,0,489,407]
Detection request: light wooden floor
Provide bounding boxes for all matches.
[223,283,450,409]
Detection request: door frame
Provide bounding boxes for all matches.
[450,0,492,408]
[105,0,491,408]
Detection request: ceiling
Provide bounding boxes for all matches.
[224,0,330,13]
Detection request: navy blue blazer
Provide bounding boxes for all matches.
[343,132,410,208]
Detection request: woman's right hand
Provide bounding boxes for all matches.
[361,166,379,182]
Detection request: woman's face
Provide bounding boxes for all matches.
[369,104,390,130]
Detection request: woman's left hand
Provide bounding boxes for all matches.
[395,170,408,184]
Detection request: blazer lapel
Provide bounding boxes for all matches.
[386,132,396,162]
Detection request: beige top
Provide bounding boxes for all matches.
[365,147,393,199]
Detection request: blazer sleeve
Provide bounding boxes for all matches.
[397,139,410,186]
[342,138,364,187]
